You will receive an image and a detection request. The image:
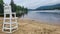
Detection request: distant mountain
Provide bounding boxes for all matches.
[36,4,60,10]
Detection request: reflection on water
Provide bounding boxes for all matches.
[22,10,60,24]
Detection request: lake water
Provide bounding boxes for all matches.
[22,10,60,25]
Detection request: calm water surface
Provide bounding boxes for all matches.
[22,10,60,25]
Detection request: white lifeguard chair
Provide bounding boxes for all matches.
[2,4,18,33]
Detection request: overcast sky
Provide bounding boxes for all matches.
[3,0,60,9]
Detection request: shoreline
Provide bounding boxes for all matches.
[20,18,60,26]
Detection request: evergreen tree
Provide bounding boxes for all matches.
[10,0,28,17]
[0,0,4,15]
[10,0,16,12]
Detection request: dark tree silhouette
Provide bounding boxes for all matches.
[10,0,28,17]
[10,0,16,12]
[0,0,4,15]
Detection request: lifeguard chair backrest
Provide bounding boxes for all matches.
[4,4,12,14]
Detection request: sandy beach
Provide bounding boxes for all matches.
[0,18,60,34]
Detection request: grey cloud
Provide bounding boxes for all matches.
[4,0,60,9]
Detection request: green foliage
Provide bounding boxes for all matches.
[0,0,4,16]
[16,6,28,17]
[10,0,28,17]
[10,0,16,12]
[0,0,28,17]
[0,0,4,4]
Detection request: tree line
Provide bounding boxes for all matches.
[0,0,28,17]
